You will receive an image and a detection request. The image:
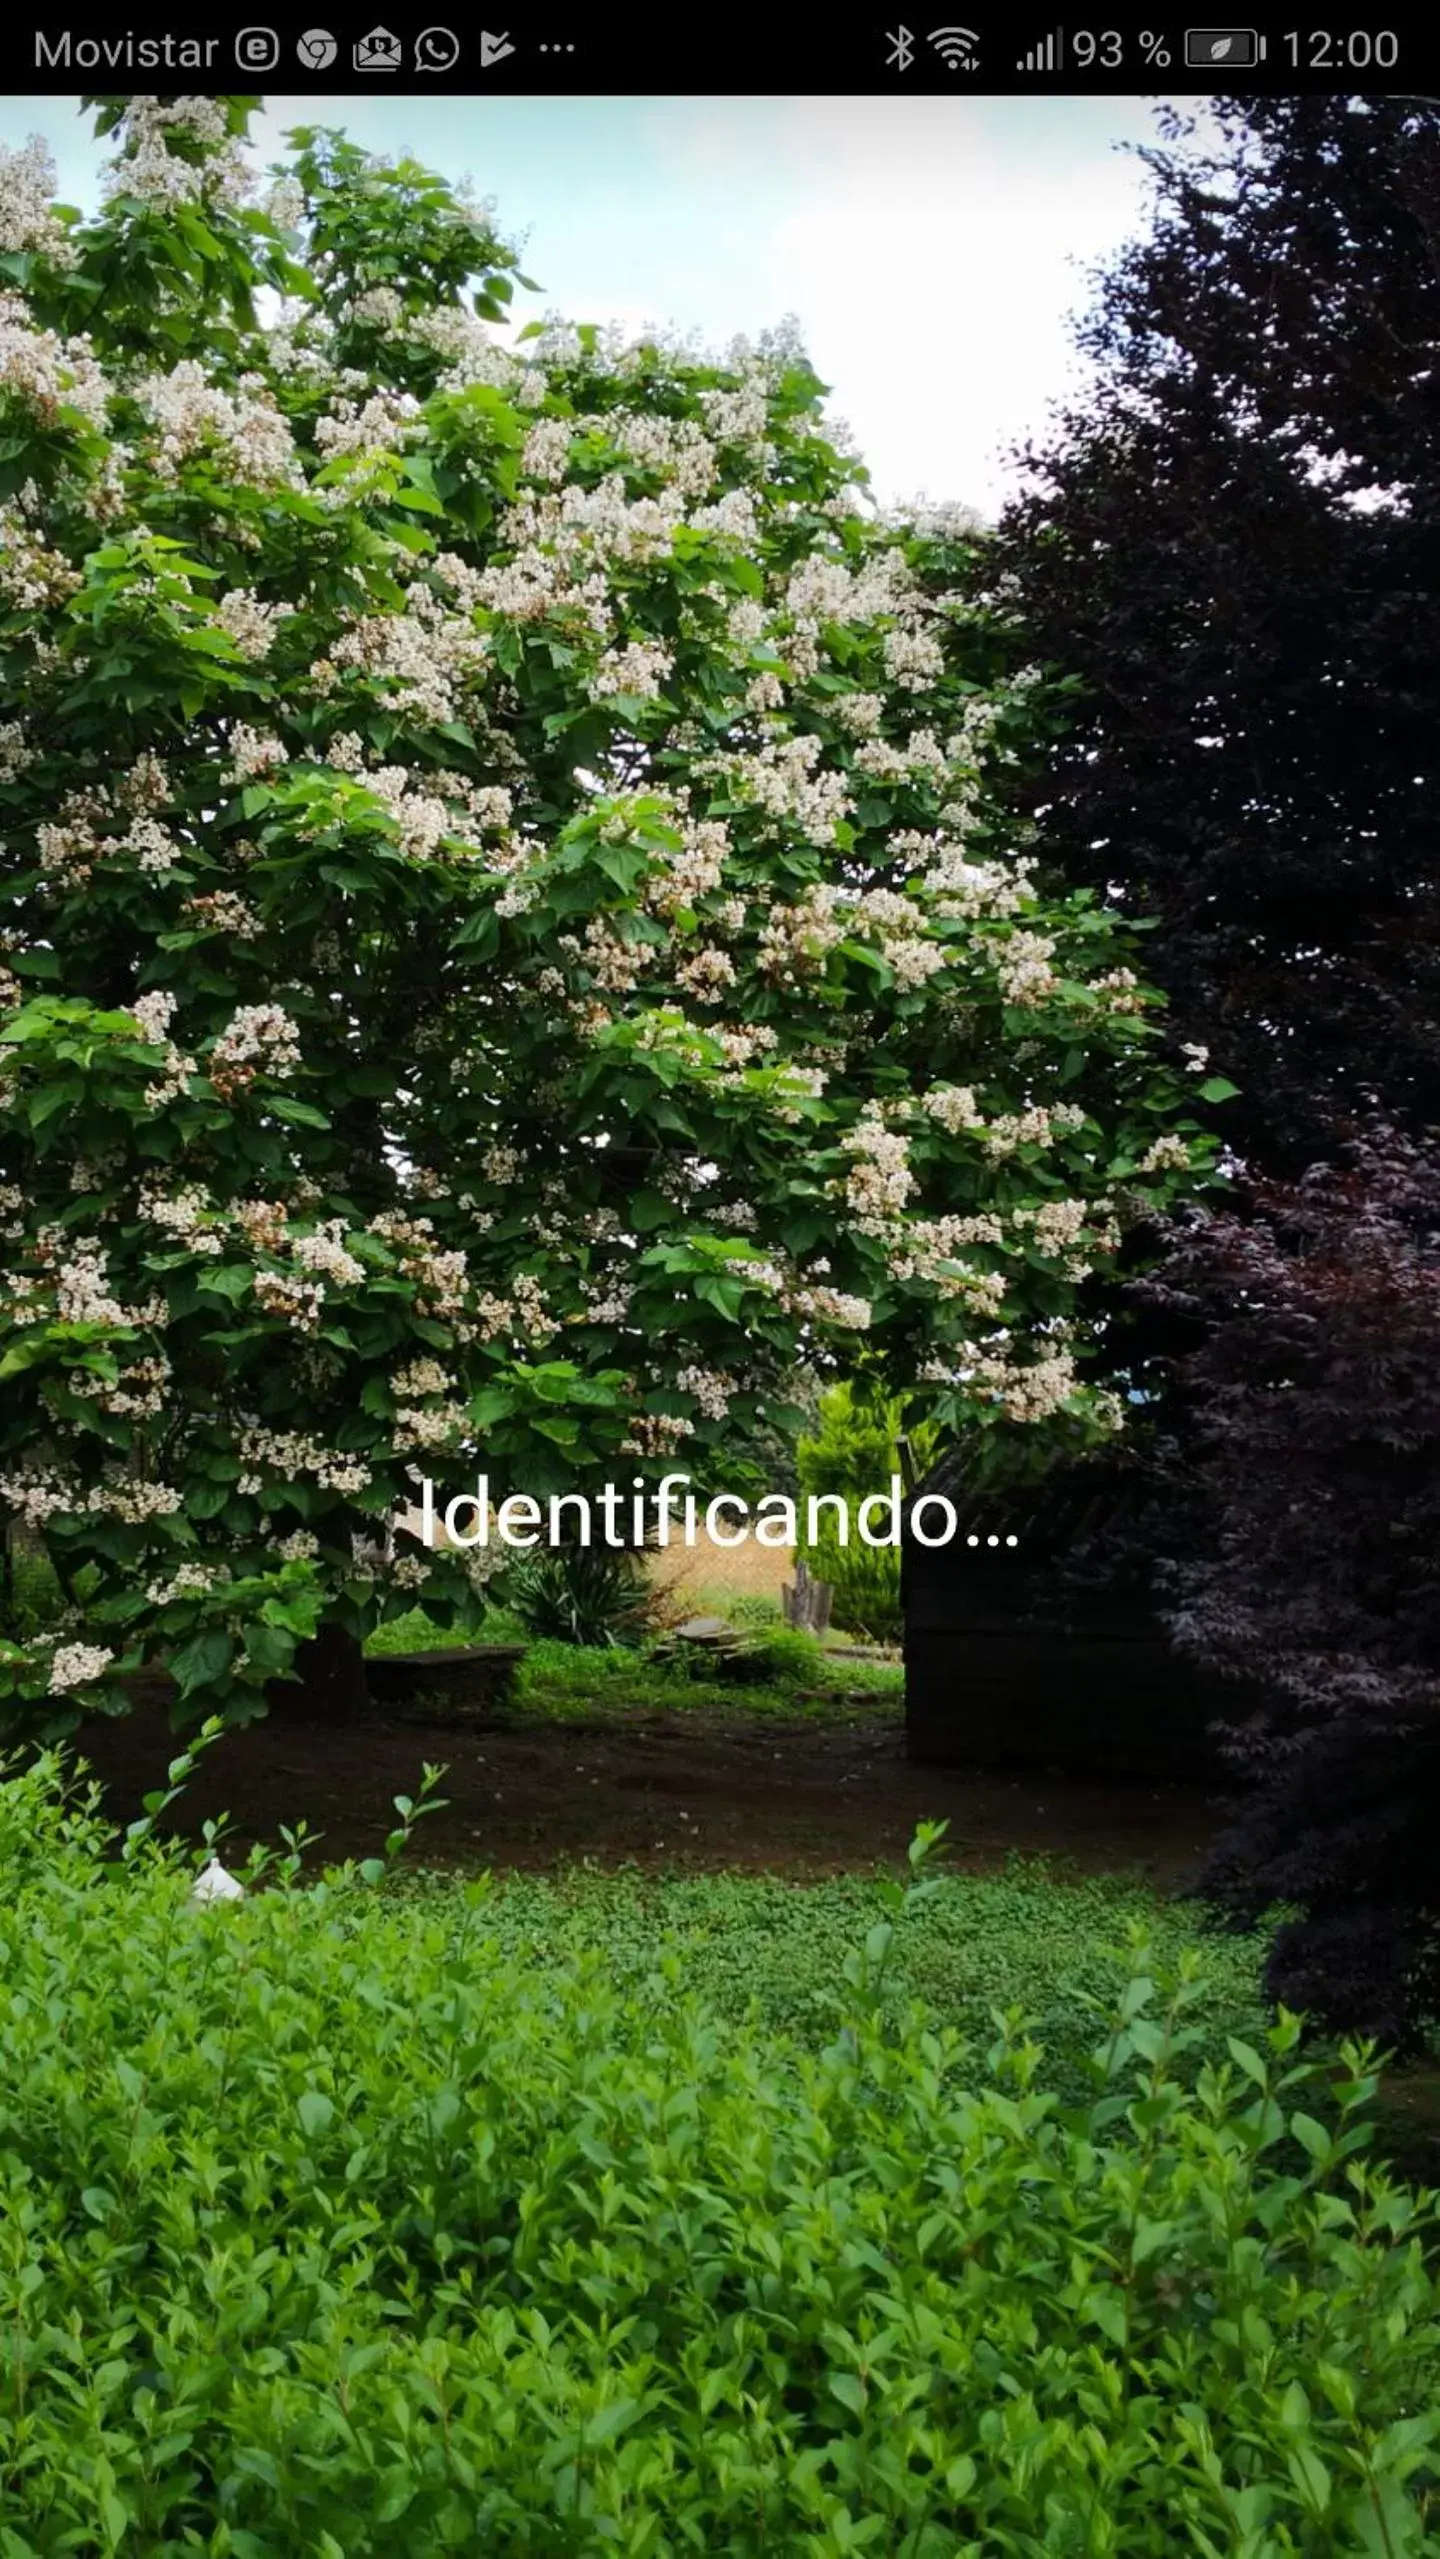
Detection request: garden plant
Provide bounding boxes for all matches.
[1,1745,1438,2555]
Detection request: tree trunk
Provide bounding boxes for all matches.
[276,1620,372,1723]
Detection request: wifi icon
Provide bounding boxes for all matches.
[929,23,979,67]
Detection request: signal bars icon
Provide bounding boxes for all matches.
[1017,25,1065,68]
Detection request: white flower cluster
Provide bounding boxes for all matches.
[850,887,947,991]
[118,816,181,878]
[520,416,574,482]
[128,989,197,1109]
[50,1240,138,1329]
[253,1268,322,1332]
[327,590,490,728]
[0,291,107,432]
[923,845,1033,921]
[99,1478,185,1523]
[345,285,405,328]
[954,1336,1089,1426]
[840,1113,915,1231]
[784,546,912,636]
[228,725,286,780]
[757,883,846,984]
[147,1561,222,1606]
[393,1399,470,1451]
[473,545,612,638]
[675,1364,733,1421]
[606,411,719,497]
[1088,968,1147,1016]
[706,733,852,845]
[891,495,987,542]
[674,946,737,1004]
[619,1412,690,1458]
[581,915,653,995]
[101,97,252,212]
[182,890,262,941]
[0,1469,73,1524]
[0,505,82,614]
[314,387,423,463]
[833,692,885,737]
[1019,1198,1090,1256]
[131,989,177,1044]
[209,1004,303,1100]
[921,1083,983,1136]
[882,626,946,691]
[48,1641,113,1695]
[263,177,306,234]
[994,931,1059,1007]
[689,489,761,549]
[976,1103,1087,1159]
[0,138,76,266]
[645,815,731,917]
[368,1211,471,1325]
[888,1218,1009,1311]
[699,374,770,450]
[136,362,299,488]
[790,1283,872,1331]
[236,1422,371,1497]
[588,637,674,702]
[500,472,690,575]
[1136,1134,1194,1175]
[215,588,294,661]
[391,1357,452,1400]
[292,1221,365,1285]
[581,1281,633,1324]
[745,671,786,714]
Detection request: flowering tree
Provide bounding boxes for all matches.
[0,97,1220,1728]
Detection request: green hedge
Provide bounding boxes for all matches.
[1,1745,1438,2556]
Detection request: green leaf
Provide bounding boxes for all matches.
[1289,2111,1332,2163]
[1288,2445,1331,2513]
[1130,2216,1176,2265]
[1226,2036,1269,2087]
[297,2090,334,2140]
[268,1097,333,1129]
[168,1629,234,1696]
[579,2397,641,2445]
[1081,2287,1128,2345]
[1353,2475,1425,2558]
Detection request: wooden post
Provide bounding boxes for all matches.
[782,1555,834,1632]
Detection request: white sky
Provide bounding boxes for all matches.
[0,92,1200,513]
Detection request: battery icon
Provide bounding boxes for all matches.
[1184,26,1262,64]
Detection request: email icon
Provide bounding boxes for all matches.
[354,24,403,69]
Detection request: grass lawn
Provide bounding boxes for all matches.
[385,1853,1274,2104]
[366,1604,905,1725]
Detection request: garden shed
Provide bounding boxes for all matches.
[902,1452,1266,1781]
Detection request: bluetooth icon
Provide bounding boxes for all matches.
[885,22,915,68]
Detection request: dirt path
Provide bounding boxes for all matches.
[67,1691,1222,1886]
